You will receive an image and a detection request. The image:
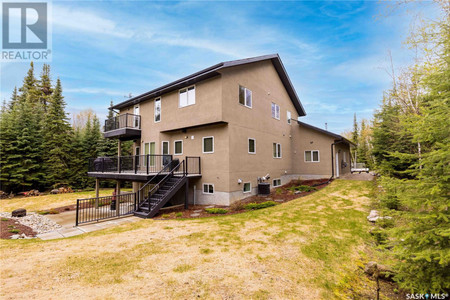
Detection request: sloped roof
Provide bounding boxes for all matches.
[297,121,355,146]
[111,54,306,116]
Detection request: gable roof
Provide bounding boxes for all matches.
[111,54,306,116]
[297,121,355,146]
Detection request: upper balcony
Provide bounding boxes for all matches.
[104,113,141,140]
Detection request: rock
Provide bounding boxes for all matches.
[367,210,379,222]
[12,208,26,217]
[0,190,7,199]
[193,210,202,213]
[190,213,200,217]
[294,191,301,194]
[364,261,396,281]
[50,189,59,194]
[10,234,20,239]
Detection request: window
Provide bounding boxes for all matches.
[203,136,214,153]
[203,183,214,194]
[154,98,161,122]
[287,111,291,124]
[243,182,251,193]
[239,85,252,108]
[305,150,320,162]
[174,140,183,155]
[134,106,140,128]
[273,143,282,158]
[161,141,169,155]
[273,179,281,187]
[343,151,347,163]
[248,138,256,154]
[271,103,280,120]
[179,86,195,107]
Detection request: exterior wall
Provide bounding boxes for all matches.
[220,60,300,199]
[334,142,351,176]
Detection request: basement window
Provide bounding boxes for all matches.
[273,179,281,187]
[203,184,214,194]
[243,182,251,193]
[239,85,252,108]
[305,150,319,162]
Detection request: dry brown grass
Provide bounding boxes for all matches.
[0,180,372,299]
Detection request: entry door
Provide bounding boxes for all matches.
[335,153,340,178]
[162,141,170,166]
[134,106,140,128]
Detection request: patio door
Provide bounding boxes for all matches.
[335,153,340,178]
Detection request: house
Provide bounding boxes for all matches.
[84,54,353,221]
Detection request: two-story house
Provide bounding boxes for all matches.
[85,54,352,220]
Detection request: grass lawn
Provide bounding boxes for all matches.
[0,180,373,299]
[0,189,131,213]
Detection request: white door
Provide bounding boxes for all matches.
[335,153,340,178]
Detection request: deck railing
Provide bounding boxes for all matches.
[104,113,141,132]
[75,192,136,226]
[89,154,173,174]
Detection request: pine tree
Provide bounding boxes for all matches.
[97,101,118,157]
[38,64,53,110]
[42,78,73,187]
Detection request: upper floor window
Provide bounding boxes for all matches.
[174,140,183,155]
[273,143,282,158]
[271,103,280,120]
[154,98,161,122]
[305,150,319,162]
[179,86,195,107]
[239,85,252,108]
[287,111,291,124]
[203,136,214,153]
[248,138,256,154]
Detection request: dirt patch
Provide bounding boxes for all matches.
[152,178,331,219]
[340,173,375,181]
[0,218,37,239]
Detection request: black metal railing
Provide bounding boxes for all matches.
[137,161,173,207]
[89,154,173,174]
[75,192,136,226]
[104,113,141,132]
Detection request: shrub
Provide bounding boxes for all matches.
[84,187,95,191]
[9,229,19,234]
[205,208,228,214]
[1,218,9,221]
[378,217,394,229]
[175,212,183,218]
[161,214,170,218]
[381,195,399,210]
[370,228,387,245]
[244,201,276,210]
[288,185,317,193]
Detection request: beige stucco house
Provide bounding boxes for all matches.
[86,54,352,218]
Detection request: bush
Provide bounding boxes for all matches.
[244,201,276,210]
[1,218,9,221]
[370,228,387,245]
[175,212,183,218]
[381,195,399,210]
[9,229,19,234]
[205,208,228,214]
[161,214,170,218]
[288,185,317,193]
[84,187,95,191]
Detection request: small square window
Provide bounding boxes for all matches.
[248,138,256,154]
[239,85,252,108]
[174,140,183,155]
[203,137,214,153]
[243,182,251,193]
[273,179,281,187]
[203,184,214,194]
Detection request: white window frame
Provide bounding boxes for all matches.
[271,103,280,120]
[273,143,282,158]
[239,85,252,108]
[248,138,256,154]
[178,85,196,108]
[287,111,291,124]
[174,140,183,155]
[154,98,161,123]
[272,179,281,187]
[305,150,320,162]
[202,136,214,154]
[202,183,214,194]
[243,182,251,193]
[161,141,169,155]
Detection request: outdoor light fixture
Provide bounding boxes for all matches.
[237,179,242,184]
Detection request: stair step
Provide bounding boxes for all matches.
[134,211,149,218]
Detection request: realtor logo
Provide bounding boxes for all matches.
[1,2,51,61]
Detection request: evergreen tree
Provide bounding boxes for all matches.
[38,64,53,109]
[42,78,73,187]
[97,101,118,157]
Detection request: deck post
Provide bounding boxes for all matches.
[95,178,99,209]
[184,179,189,209]
[116,180,121,216]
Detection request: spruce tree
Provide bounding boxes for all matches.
[38,64,53,110]
[97,101,118,157]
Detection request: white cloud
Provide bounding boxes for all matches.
[64,87,125,97]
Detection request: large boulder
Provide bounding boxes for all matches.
[11,208,26,217]
[364,261,396,281]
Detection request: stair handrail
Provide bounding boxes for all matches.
[141,160,185,208]
[137,161,172,206]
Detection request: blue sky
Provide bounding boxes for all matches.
[0,1,440,134]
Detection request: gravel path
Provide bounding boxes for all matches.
[0,212,62,234]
